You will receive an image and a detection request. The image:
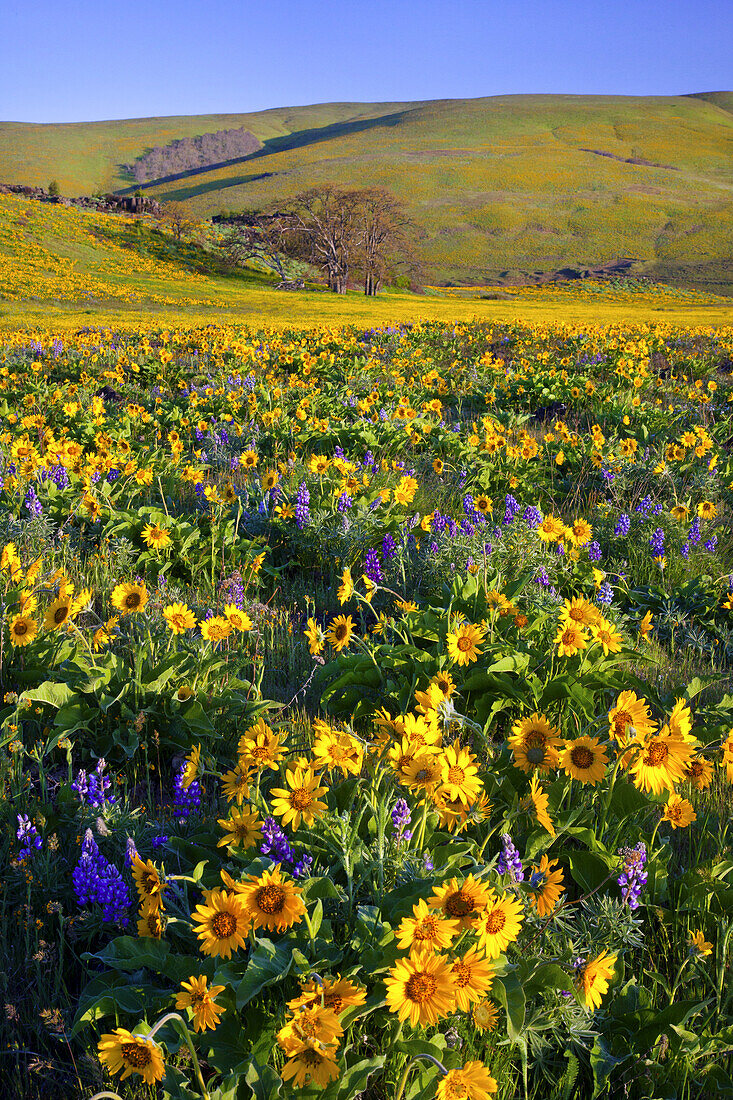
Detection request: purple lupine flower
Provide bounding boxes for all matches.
[614,514,631,537]
[688,517,701,546]
[364,548,383,584]
[649,528,666,556]
[497,833,524,883]
[588,540,602,563]
[597,582,614,606]
[260,816,293,864]
[503,494,520,525]
[16,815,42,862]
[72,829,131,925]
[382,533,397,560]
[173,764,201,820]
[295,482,310,529]
[523,505,543,530]
[617,842,647,910]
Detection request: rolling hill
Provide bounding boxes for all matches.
[2,93,733,291]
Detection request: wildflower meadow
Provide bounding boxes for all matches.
[2,317,733,1099]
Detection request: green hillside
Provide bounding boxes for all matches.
[2,94,733,289]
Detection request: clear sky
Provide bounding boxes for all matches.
[1,0,731,123]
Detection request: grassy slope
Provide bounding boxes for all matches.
[2,94,733,290]
[1,192,732,332]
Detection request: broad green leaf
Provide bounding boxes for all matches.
[236,938,293,1008]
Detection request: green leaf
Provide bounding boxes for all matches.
[162,1065,201,1100]
[567,850,612,894]
[244,1059,283,1100]
[492,972,526,1041]
[236,939,293,1008]
[522,963,574,998]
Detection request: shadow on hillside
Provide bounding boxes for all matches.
[115,108,413,197]
[156,172,279,203]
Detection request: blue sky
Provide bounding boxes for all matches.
[1,0,731,123]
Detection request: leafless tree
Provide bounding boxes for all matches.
[219,212,297,281]
[278,187,365,293]
[353,187,422,295]
[160,201,197,240]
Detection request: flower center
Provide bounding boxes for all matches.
[453,961,471,987]
[125,592,141,609]
[570,747,594,769]
[211,912,237,938]
[14,622,28,636]
[121,1042,152,1068]
[334,624,348,641]
[256,884,286,914]
[54,606,69,624]
[689,761,703,777]
[483,909,506,935]
[414,917,439,940]
[291,788,313,811]
[645,742,669,767]
[446,891,474,918]
[570,608,584,621]
[447,766,465,785]
[457,636,473,651]
[526,746,546,764]
[405,972,437,1003]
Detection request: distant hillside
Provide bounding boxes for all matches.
[2,93,733,290]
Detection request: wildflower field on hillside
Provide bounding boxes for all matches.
[2,318,733,1099]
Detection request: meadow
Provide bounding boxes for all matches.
[2,310,733,1100]
[3,91,733,291]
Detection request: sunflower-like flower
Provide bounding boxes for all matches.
[662,793,696,829]
[385,948,457,1027]
[474,891,525,959]
[723,730,733,784]
[554,621,588,657]
[288,975,367,1015]
[270,766,328,831]
[450,948,494,1012]
[304,617,326,655]
[111,581,148,616]
[221,763,252,805]
[439,741,483,806]
[396,898,461,952]
[560,736,608,785]
[575,950,617,1011]
[508,713,561,774]
[200,615,232,644]
[689,930,713,957]
[191,888,249,958]
[629,728,694,795]
[523,775,555,837]
[131,855,166,911]
[277,1004,343,1055]
[526,855,564,917]
[684,755,713,790]
[163,602,197,634]
[141,523,172,549]
[137,906,163,939]
[429,874,492,929]
[233,863,306,932]
[401,752,443,797]
[44,596,72,632]
[436,1062,498,1100]
[238,718,287,771]
[176,975,226,1032]
[337,567,354,605]
[326,614,355,652]
[8,613,38,647]
[280,1044,341,1089]
[97,1028,165,1084]
[472,999,500,1032]
[311,723,364,776]
[446,621,486,666]
[224,604,253,631]
[608,691,656,746]
[590,617,623,656]
[667,698,695,743]
[217,806,263,849]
